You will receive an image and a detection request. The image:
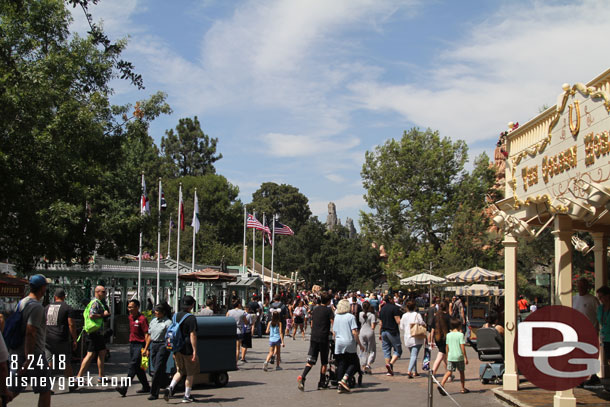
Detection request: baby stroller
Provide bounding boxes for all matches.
[475,328,505,384]
[323,336,362,389]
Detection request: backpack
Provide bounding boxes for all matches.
[2,298,30,350]
[451,300,463,322]
[165,313,190,353]
[77,299,104,341]
[350,302,362,329]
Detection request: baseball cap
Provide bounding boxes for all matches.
[29,274,49,290]
[54,288,66,298]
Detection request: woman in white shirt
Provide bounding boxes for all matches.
[399,300,426,378]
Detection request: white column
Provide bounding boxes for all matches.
[552,215,576,407]
[592,232,607,378]
[503,233,519,391]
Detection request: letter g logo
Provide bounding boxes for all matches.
[514,305,600,391]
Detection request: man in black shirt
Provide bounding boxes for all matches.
[164,296,198,403]
[45,288,78,382]
[379,294,403,376]
[248,295,262,337]
[297,292,334,391]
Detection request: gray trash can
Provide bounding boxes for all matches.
[166,315,237,387]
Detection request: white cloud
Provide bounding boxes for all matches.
[69,0,141,37]
[325,174,346,183]
[261,133,360,157]
[349,0,610,144]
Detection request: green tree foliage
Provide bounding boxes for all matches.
[249,182,312,233]
[361,128,500,286]
[0,0,169,270]
[161,116,222,177]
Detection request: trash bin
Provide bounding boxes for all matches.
[166,315,237,387]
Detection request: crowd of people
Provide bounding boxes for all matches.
[1,274,610,405]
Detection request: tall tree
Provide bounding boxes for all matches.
[0,0,167,271]
[249,182,311,233]
[161,116,222,177]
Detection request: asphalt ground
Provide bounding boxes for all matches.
[7,332,503,407]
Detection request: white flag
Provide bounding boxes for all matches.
[191,192,200,233]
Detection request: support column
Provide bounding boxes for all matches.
[552,215,576,407]
[592,232,607,378]
[503,234,519,391]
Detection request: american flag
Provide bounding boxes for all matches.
[273,220,294,236]
[263,217,272,245]
[246,214,264,230]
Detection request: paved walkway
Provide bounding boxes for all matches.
[9,333,504,407]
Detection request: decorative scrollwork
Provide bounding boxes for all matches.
[568,100,580,137]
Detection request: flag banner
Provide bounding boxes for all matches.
[191,192,200,233]
[246,214,265,230]
[263,217,272,246]
[141,175,150,215]
[273,220,294,235]
[160,183,167,210]
[263,218,271,236]
[179,189,185,231]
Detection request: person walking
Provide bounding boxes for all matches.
[116,299,150,396]
[292,299,306,340]
[241,303,257,362]
[400,300,426,378]
[333,299,364,393]
[164,296,199,403]
[247,295,262,338]
[7,274,51,407]
[438,319,469,395]
[198,299,214,316]
[263,312,284,371]
[77,285,110,384]
[596,286,610,372]
[430,301,451,376]
[297,292,334,391]
[358,301,377,374]
[227,301,247,364]
[378,294,403,376]
[144,303,172,400]
[44,288,78,389]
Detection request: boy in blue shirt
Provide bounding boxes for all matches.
[438,318,469,395]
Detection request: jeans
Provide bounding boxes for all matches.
[381,331,402,360]
[127,342,150,390]
[150,342,169,396]
[408,344,422,373]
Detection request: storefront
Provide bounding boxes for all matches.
[494,68,610,406]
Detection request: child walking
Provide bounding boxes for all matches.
[264,312,285,371]
[438,318,469,396]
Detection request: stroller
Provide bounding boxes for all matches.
[475,328,505,384]
[323,336,362,389]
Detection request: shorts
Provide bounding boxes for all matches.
[174,352,199,376]
[86,332,106,352]
[269,340,281,347]
[45,341,71,371]
[307,340,330,366]
[435,340,447,354]
[242,332,252,348]
[381,331,402,359]
[294,316,304,324]
[9,353,52,394]
[236,333,244,341]
[447,360,465,372]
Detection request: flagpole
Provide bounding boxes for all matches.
[192,188,197,274]
[167,215,172,259]
[175,183,182,311]
[262,213,266,298]
[271,214,276,297]
[242,206,247,274]
[156,177,162,304]
[138,172,144,301]
[252,210,256,276]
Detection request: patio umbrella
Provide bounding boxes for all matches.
[456,284,504,296]
[445,266,504,283]
[400,272,447,304]
[180,268,237,282]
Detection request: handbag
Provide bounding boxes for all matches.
[410,323,427,338]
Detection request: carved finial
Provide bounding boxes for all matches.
[562,83,570,92]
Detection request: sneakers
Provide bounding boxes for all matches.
[317,381,328,390]
[115,386,127,397]
[297,376,305,391]
[263,362,269,371]
[275,365,282,370]
[438,386,448,396]
[357,373,363,386]
[182,395,195,403]
[338,378,351,393]
[385,363,394,376]
[163,387,175,402]
[147,395,158,400]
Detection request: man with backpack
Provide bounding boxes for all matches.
[350,293,362,330]
[115,299,150,397]
[76,285,110,383]
[451,296,466,333]
[45,288,78,389]
[6,274,51,407]
[164,295,198,403]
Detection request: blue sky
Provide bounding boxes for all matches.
[70,0,610,228]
